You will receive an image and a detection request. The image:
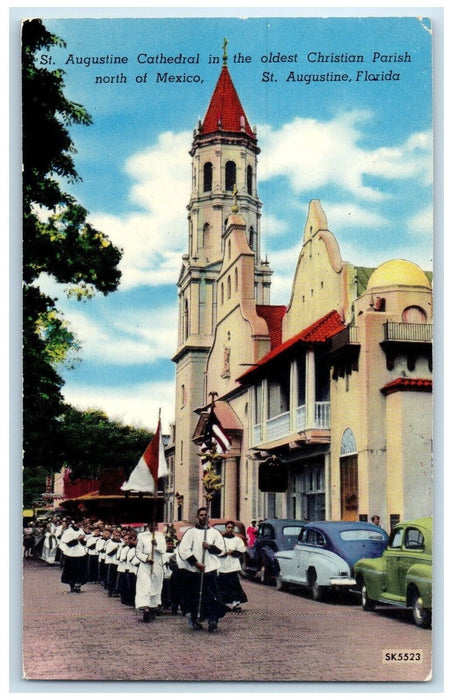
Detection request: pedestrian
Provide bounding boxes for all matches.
[176,506,226,632]
[60,516,88,593]
[40,520,58,565]
[135,523,167,622]
[23,522,35,559]
[217,520,248,611]
[247,519,258,547]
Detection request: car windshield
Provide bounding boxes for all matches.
[339,530,386,541]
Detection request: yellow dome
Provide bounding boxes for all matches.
[367,259,431,290]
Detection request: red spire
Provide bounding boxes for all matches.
[202,65,255,138]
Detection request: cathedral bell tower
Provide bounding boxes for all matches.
[172,42,272,518]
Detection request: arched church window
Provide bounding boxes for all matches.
[228,239,231,260]
[221,282,224,305]
[203,162,212,192]
[340,428,357,456]
[247,165,253,195]
[402,306,427,323]
[227,275,231,299]
[235,267,238,291]
[225,161,236,191]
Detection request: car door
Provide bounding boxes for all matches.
[397,525,426,590]
[291,529,307,584]
[255,523,275,564]
[382,526,405,602]
[295,527,324,585]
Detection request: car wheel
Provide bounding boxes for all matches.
[410,589,432,628]
[360,580,376,611]
[308,569,324,601]
[259,561,268,584]
[276,572,287,592]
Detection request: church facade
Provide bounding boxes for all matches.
[164,57,433,533]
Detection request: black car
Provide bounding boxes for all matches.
[241,518,305,583]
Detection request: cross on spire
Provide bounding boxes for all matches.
[223,38,228,65]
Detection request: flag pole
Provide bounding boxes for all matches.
[196,393,222,623]
[149,408,161,574]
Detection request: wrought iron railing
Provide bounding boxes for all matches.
[383,321,432,343]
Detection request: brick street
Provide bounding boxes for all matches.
[21,558,433,684]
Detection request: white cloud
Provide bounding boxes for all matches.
[64,305,177,365]
[407,205,433,238]
[321,201,389,231]
[258,112,432,201]
[62,380,176,433]
[90,130,192,290]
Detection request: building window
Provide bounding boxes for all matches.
[247,165,253,195]
[225,161,236,191]
[181,384,186,407]
[248,226,255,250]
[402,306,427,323]
[227,275,231,299]
[235,267,238,291]
[202,223,210,247]
[203,162,212,191]
[221,282,224,305]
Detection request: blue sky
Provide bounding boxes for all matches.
[26,12,434,433]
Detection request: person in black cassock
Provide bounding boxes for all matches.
[60,516,88,593]
[176,507,226,632]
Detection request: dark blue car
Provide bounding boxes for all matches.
[241,518,306,583]
[275,521,388,600]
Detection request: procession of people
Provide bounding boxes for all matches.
[23,507,252,633]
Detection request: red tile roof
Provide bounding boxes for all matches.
[381,377,432,395]
[238,310,345,383]
[202,65,255,138]
[256,305,286,349]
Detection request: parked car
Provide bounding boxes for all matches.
[353,516,432,628]
[275,521,388,600]
[241,518,306,583]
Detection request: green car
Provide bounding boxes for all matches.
[353,517,432,628]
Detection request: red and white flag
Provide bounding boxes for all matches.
[202,405,231,455]
[121,416,169,493]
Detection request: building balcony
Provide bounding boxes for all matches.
[380,321,432,371]
[382,321,432,343]
[252,401,330,449]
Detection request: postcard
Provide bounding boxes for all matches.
[18,10,438,689]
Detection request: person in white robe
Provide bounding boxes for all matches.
[135,525,167,621]
[217,520,248,611]
[40,521,58,565]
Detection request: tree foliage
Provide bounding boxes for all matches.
[22,19,123,474]
[60,408,153,480]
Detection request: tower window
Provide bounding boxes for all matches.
[249,226,255,250]
[203,223,210,247]
[247,165,253,195]
[225,161,236,191]
[227,275,231,299]
[203,162,213,191]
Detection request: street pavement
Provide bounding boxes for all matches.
[20,557,433,685]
